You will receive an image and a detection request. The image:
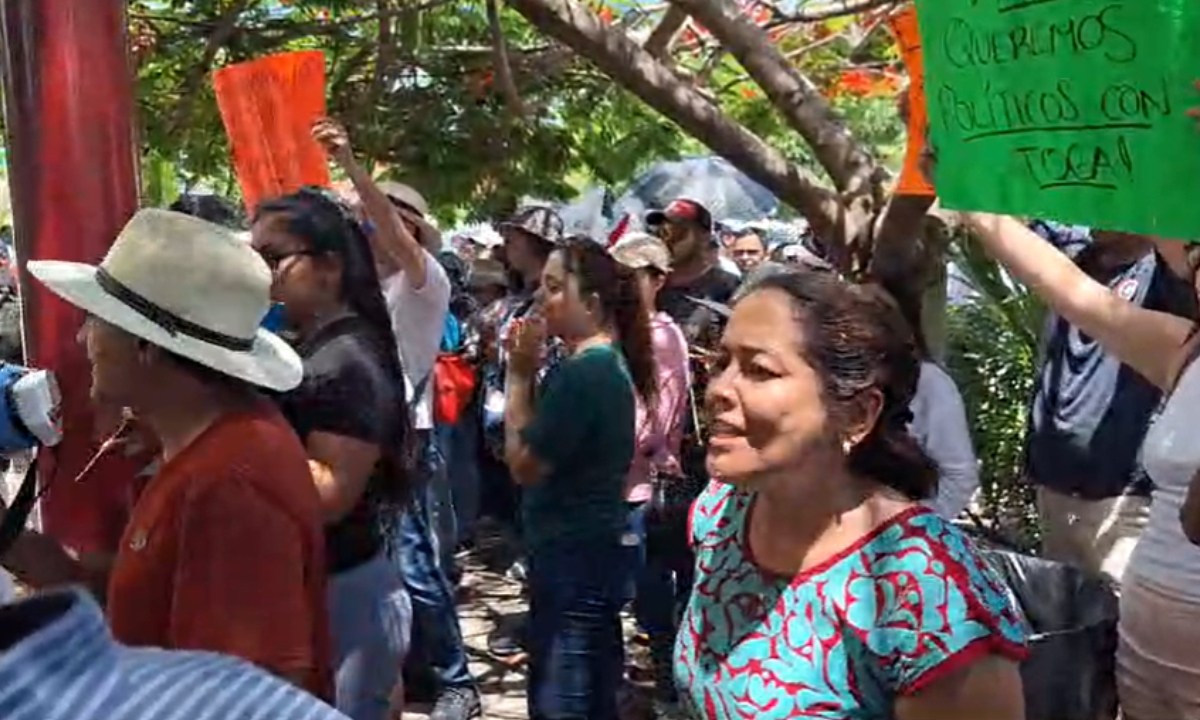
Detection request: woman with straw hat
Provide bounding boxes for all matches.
[0,208,332,698]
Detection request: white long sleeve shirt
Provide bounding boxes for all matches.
[908,361,980,520]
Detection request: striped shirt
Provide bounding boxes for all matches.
[0,588,347,720]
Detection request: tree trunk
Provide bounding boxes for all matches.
[505,0,841,237]
[508,0,939,288]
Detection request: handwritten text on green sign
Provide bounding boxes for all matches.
[916,0,1200,237]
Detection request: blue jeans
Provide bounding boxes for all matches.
[422,430,458,576]
[329,552,412,720]
[527,540,625,720]
[393,438,473,692]
[623,503,676,638]
[438,405,482,546]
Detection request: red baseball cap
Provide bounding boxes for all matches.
[645,199,713,230]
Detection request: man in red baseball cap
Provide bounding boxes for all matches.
[644,199,738,345]
[644,198,713,232]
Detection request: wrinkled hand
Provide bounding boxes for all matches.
[311,117,353,163]
[505,316,546,378]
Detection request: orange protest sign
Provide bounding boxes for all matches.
[888,7,935,197]
[213,51,330,212]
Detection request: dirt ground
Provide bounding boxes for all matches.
[403,555,530,720]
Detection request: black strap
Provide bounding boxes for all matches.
[95,268,254,352]
[0,456,38,558]
[409,370,431,413]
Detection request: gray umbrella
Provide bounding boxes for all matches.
[613,156,779,225]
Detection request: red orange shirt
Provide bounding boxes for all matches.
[106,402,332,699]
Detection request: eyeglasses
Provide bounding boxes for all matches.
[258,249,317,272]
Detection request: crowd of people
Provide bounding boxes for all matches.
[3,94,1200,720]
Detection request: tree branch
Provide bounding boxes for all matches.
[773,0,898,24]
[669,0,879,198]
[782,28,847,61]
[644,6,689,59]
[354,0,396,131]
[487,0,530,118]
[167,0,249,138]
[132,0,457,37]
[506,0,841,238]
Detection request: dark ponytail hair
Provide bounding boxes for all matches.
[742,271,937,501]
[170,193,245,229]
[558,236,657,406]
[254,187,412,502]
[874,273,929,360]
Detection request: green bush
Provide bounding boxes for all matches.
[944,233,1044,551]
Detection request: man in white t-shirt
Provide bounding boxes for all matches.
[373,180,452,431]
[318,119,479,720]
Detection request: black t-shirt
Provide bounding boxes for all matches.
[277,313,404,573]
[656,265,740,347]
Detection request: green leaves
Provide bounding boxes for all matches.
[946,228,1044,550]
[130,0,908,217]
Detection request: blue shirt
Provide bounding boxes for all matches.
[0,588,347,720]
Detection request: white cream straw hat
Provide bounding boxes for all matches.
[26,208,303,391]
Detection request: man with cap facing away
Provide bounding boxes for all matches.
[644,199,739,346]
[313,119,480,720]
[0,209,332,699]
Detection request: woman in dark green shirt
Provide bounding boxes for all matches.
[504,236,657,720]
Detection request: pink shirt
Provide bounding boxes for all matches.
[626,312,691,502]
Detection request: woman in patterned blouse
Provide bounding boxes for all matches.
[676,271,1028,719]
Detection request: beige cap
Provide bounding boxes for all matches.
[610,232,671,273]
[367,181,443,251]
[377,181,430,217]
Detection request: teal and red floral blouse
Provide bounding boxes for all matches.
[676,481,1028,719]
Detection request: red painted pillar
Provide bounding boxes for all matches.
[0,0,141,553]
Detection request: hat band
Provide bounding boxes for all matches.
[95,268,255,352]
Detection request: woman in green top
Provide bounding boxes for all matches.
[504,236,658,720]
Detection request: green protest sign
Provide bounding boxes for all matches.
[914,0,1200,238]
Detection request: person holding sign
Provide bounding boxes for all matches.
[311,120,479,720]
[939,92,1200,714]
[959,209,1200,720]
